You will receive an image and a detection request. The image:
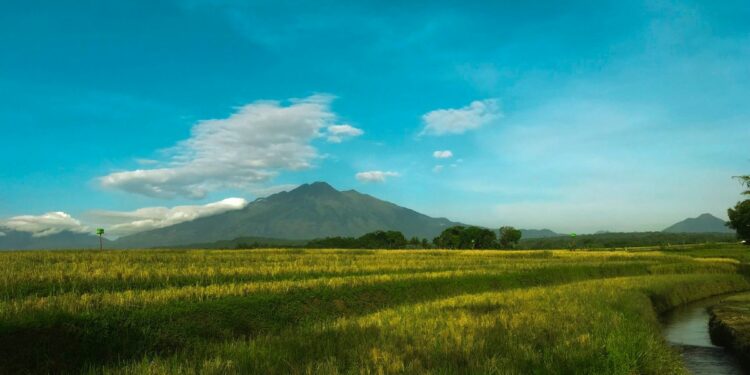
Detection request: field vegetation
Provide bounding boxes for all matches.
[0,245,748,374]
[709,292,750,369]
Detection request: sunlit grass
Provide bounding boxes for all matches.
[0,246,748,374]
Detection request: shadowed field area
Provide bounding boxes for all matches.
[0,246,748,374]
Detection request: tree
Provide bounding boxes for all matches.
[499,226,522,248]
[384,230,407,248]
[462,226,497,249]
[407,237,424,249]
[433,226,498,249]
[356,230,406,249]
[728,200,750,243]
[96,228,105,250]
[736,175,750,195]
[727,175,750,244]
[433,226,465,249]
[420,238,430,249]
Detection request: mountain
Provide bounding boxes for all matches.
[115,182,464,248]
[520,229,561,239]
[662,213,733,233]
[0,229,109,250]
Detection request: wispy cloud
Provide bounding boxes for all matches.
[420,99,501,136]
[326,124,364,143]
[135,158,159,165]
[87,198,249,237]
[355,170,400,183]
[433,150,453,159]
[100,95,353,199]
[1,212,89,237]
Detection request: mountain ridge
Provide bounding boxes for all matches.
[114,182,465,248]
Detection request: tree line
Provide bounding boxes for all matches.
[306,226,523,250]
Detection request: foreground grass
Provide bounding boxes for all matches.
[0,247,747,374]
[709,292,750,369]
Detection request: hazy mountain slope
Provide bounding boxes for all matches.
[520,229,561,239]
[115,182,463,248]
[663,213,733,233]
[0,229,108,250]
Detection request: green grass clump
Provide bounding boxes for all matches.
[0,246,747,374]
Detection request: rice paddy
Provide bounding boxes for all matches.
[1,246,748,374]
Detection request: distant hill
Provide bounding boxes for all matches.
[663,213,733,234]
[0,229,108,250]
[115,182,464,248]
[520,229,561,239]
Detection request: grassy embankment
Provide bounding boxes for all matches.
[709,292,750,369]
[0,245,747,374]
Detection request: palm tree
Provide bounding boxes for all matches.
[96,228,104,250]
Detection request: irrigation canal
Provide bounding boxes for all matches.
[661,294,746,374]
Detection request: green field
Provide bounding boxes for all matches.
[1,246,749,374]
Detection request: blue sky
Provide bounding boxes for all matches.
[1,0,749,235]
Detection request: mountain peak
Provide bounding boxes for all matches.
[114,180,465,246]
[663,213,732,233]
[289,181,339,195]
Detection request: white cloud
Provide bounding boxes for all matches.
[326,124,364,143]
[100,94,350,199]
[135,158,159,165]
[355,170,400,183]
[432,165,444,173]
[0,231,5,237]
[88,198,249,237]
[432,150,453,159]
[1,212,89,237]
[420,99,501,136]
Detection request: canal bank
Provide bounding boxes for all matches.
[661,294,747,374]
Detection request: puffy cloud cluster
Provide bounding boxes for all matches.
[88,198,248,237]
[101,95,356,199]
[1,212,89,237]
[355,170,399,183]
[420,99,501,136]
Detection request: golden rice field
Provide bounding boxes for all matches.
[1,246,749,374]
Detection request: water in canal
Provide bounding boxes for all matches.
[661,295,746,374]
